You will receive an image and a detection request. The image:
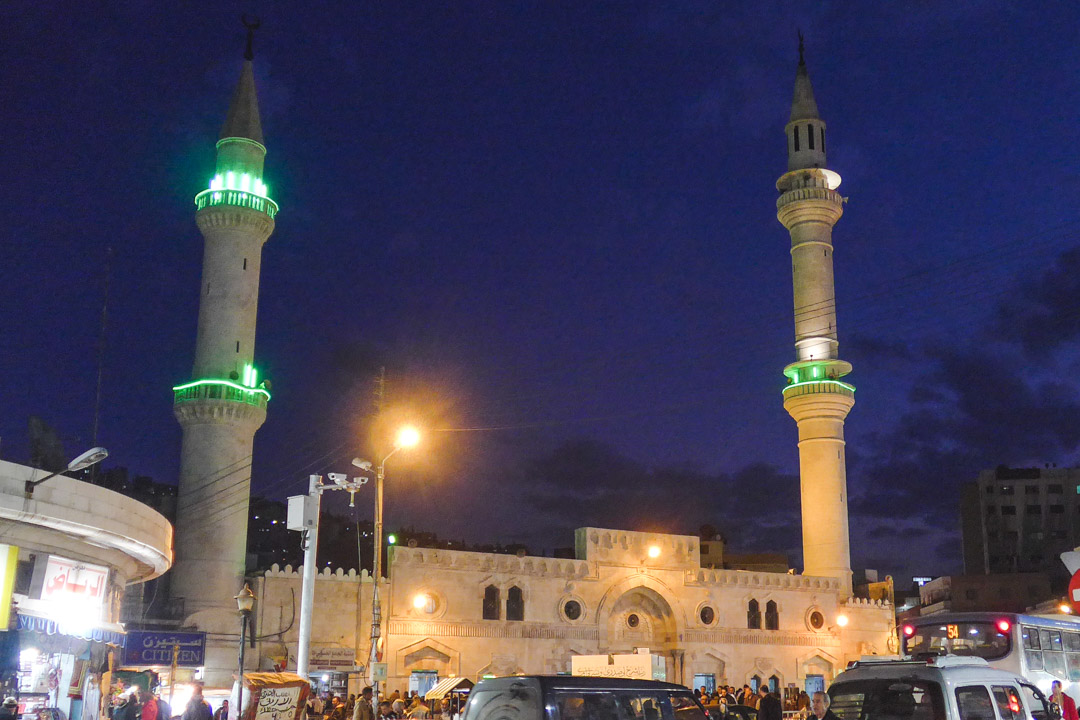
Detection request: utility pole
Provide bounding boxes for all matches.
[288,472,369,680]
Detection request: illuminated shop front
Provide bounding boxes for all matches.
[119,631,208,713]
[0,459,173,720]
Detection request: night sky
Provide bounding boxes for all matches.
[5,3,1080,583]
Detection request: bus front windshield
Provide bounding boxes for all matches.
[904,621,1011,660]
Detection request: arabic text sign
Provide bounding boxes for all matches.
[255,686,301,720]
[41,556,108,608]
[123,631,206,667]
[309,647,356,671]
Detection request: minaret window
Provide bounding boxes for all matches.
[243,258,247,270]
[765,600,779,630]
[236,341,240,353]
[747,599,761,629]
[807,124,815,150]
[793,126,800,152]
[821,127,826,153]
[482,585,500,620]
[506,586,524,621]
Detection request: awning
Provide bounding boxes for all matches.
[425,677,474,700]
[17,610,126,646]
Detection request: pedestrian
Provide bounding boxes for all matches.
[140,688,159,720]
[377,702,394,720]
[353,688,374,720]
[1052,681,1079,720]
[391,701,405,719]
[156,691,173,720]
[115,695,137,720]
[182,684,212,720]
[1,698,18,720]
[407,697,430,720]
[758,685,781,720]
[810,692,838,720]
[798,692,810,713]
[437,699,451,720]
[213,701,229,720]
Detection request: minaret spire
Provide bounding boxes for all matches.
[243,14,259,61]
[776,38,854,597]
[221,16,264,145]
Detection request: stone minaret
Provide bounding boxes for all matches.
[171,25,277,685]
[777,38,854,597]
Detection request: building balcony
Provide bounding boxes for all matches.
[194,188,278,219]
[782,378,855,401]
[173,378,270,410]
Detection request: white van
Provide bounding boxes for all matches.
[828,656,1062,720]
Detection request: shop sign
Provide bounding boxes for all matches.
[41,557,108,611]
[0,544,18,629]
[123,631,206,667]
[16,613,125,646]
[309,646,355,671]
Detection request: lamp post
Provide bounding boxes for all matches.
[24,446,109,496]
[353,425,420,716]
[235,584,256,718]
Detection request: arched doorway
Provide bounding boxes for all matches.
[604,586,678,652]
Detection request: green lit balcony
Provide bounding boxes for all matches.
[194,188,278,219]
[173,378,270,410]
[782,378,855,401]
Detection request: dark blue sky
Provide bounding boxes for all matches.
[5,2,1080,582]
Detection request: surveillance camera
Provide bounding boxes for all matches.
[327,472,348,485]
[354,476,369,486]
[351,458,374,471]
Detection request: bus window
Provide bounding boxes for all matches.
[905,622,1011,660]
[991,686,1023,720]
[955,687,995,720]
[1048,631,1064,652]
[1067,652,1080,682]
[1024,627,1042,650]
[1044,650,1067,680]
[1065,634,1080,652]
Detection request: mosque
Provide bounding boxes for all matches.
[163,30,894,696]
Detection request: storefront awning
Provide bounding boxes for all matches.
[17,610,126,646]
[425,677,473,700]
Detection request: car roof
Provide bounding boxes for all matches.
[472,676,691,693]
[833,659,1027,688]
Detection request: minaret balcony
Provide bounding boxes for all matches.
[173,378,270,410]
[195,188,278,219]
[782,378,855,401]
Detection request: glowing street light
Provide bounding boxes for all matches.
[836,614,849,628]
[352,425,422,716]
[647,545,661,559]
[25,446,109,496]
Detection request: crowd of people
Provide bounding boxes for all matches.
[105,681,214,720]
[307,688,463,720]
[694,684,830,720]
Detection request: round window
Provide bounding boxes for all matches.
[809,610,825,630]
[699,606,715,625]
[627,613,640,628]
[564,600,582,621]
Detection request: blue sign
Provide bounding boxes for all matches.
[123,631,205,667]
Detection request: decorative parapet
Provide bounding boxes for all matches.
[782,379,855,401]
[576,527,700,568]
[390,547,595,580]
[776,185,843,210]
[684,568,839,592]
[173,379,270,409]
[263,563,378,583]
[842,596,893,609]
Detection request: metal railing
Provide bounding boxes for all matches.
[194,188,279,218]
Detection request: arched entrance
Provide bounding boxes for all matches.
[604,586,678,652]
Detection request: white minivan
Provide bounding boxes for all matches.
[829,656,1062,720]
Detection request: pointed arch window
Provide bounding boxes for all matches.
[765,600,779,630]
[506,586,524,621]
[793,126,800,152]
[807,124,815,150]
[482,585,500,620]
[747,599,761,629]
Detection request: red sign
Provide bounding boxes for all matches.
[1068,569,1080,614]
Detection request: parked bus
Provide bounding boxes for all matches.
[900,612,1080,695]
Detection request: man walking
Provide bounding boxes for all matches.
[758,685,782,720]
[353,688,374,720]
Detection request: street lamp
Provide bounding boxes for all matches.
[352,425,420,716]
[24,446,109,496]
[235,584,256,717]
